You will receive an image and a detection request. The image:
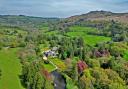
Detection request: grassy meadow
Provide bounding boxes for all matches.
[67,26,111,46]
[0,48,24,89]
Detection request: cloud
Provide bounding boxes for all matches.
[0,0,128,17]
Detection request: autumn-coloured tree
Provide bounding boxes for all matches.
[77,61,88,74]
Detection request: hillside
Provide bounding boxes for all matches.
[66,11,128,24]
[0,15,60,30]
[0,11,128,30]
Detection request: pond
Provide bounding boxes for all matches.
[51,70,66,89]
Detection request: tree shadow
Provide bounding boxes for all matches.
[19,75,27,88]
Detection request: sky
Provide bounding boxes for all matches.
[0,0,128,17]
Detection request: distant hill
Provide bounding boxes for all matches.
[66,11,128,24]
[0,15,60,30]
[0,11,128,30]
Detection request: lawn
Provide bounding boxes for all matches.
[67,26,111,46]
[124,51,128,61]
[0,48,24,89]
[41,58,66,72]
[42,62,56,72]
[49,58,66,71]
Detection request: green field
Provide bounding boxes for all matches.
[50,58,66,71]
[42,62,56,72]
[41,58,66,72]
[124,51,128,61]
[0,48,24,89]
[67,26,111,46]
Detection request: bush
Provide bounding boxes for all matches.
[19,41,26,47]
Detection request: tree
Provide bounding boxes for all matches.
[72,62,78,82]
[65,75,78,89]
[90,68,127,89]
[79,69,95,89]
[33,72,44,89]
[0,69,1,79]
[0,42,2,50]
[50,40,56,47]
[88,59,100,68]
[44,80,54,89]
[21,61,55,89]
[78,37,84,47]
[77,61,88,74]
[109,83,127,89]
[61,51,67,60]
[82,46,86,60]
[109,58,128,85]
